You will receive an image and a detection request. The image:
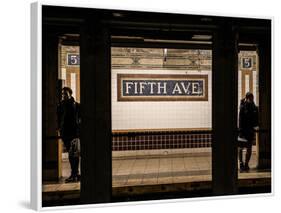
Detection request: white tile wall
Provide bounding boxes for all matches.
[70,73,76,101]
[112,51,258,130]
[238,70,242,103]
[237,68,258,127]
[238,51,259,106]
[253,70,258,105]
[111,69,212,130]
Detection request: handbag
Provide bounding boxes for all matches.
[237,136,248,148]
[69,138,80,158]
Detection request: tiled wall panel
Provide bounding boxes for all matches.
[111,69,212,130]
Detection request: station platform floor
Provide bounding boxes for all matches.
[42,148,271,204]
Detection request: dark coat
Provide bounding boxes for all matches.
[238,98,258,141]
[57,97,81,146]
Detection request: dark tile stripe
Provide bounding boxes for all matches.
[112,132,212,151]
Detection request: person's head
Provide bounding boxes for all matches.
[62,87,73,101]
[245,92,254,103]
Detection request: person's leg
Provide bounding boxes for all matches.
[77,157,80,180]
[238,147,244,171]
[72,157,79,178]
[63,139,74,181]
[76,156,80,176]
[65,156,76,182]
[245,142,253,171]
[69,156,75,177]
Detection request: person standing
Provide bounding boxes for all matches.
[57,87,81,182]
[238,92,258,172]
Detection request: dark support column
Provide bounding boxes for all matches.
[257,29,271,170]
[212,23,238,195]
[42,28,61,181]
[80,17,112,204]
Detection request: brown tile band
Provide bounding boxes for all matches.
[112,129,212,151]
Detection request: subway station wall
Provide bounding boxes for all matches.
[238,51,259,107]
[59,45,80,102]
[111,48,258,131]
[111,48,212,131]
[111,69,212,130]
[59,47,258,131]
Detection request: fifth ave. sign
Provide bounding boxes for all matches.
[117,74,208,101]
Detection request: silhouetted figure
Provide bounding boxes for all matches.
[238,92,258,172]
[57,87,81,182]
